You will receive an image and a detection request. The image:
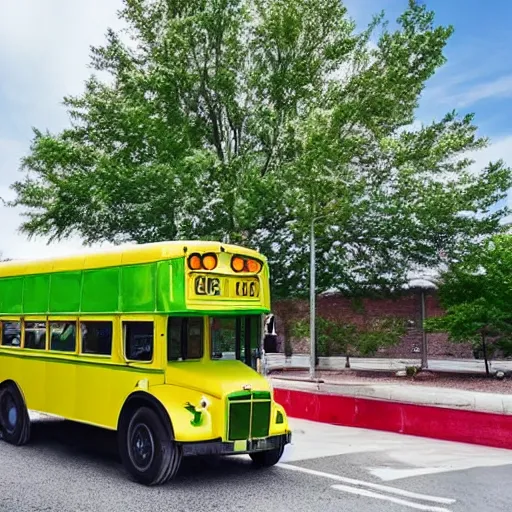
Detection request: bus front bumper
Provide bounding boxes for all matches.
[180,432,292,457]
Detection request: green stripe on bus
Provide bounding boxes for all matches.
[0,259,185,315]
[0,350,165,374]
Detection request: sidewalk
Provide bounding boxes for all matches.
[271,374,512,450]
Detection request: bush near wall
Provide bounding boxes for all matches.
[272,290,475,359]
[289,314,407,365]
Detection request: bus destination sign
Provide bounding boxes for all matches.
[235,280,259,298]
[194,276,221,296]
[192,275,260,299]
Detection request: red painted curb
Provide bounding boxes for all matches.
[274,388,512,450]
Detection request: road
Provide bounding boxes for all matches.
[2,414,512,511]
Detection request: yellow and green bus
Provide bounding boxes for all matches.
[0,241,291,485]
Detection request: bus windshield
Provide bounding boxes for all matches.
[210,315,261,367]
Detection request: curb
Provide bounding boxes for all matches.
[273,386,512,450]
[270,377,512,414]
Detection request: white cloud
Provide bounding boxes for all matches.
[468,134,512,172]
[465,134,512,214]
[0,0,124,260]
[0,0,125,133]
[443,75,512,108]
[0,138,112,260]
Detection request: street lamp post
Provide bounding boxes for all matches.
[408,277,437,370]
[420,288,428,369]
[308,204,334,381]
[309,217,316,381]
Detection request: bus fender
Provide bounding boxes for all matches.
[117,391,175,440]
[0,379,28,407]
[148,385,217,443]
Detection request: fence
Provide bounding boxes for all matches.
[263,353,512,375]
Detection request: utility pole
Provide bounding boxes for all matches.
[309,217,316,380]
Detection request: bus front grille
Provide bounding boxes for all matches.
[227,391,271,441]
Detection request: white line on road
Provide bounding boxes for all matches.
[331,485,452,512]
[277,463,456,505]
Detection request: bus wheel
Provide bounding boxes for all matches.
[249,445,285,468]
[119,406,182,486]
[0,383,31,446]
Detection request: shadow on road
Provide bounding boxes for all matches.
[27,418,262,484]
[29,418,121,461]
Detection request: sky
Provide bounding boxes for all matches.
[1,0,512,260]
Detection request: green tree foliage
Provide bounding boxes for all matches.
[426,235,512,375]
[5,0,511,298]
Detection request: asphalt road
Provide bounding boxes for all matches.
[1,415,512,512]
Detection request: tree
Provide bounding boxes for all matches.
[5,0,511,299]
[426,235,512,375]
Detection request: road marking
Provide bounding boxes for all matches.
[331,485,452,512]
[369,466,465,481]
[277,463,456,505]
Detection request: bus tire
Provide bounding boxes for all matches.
[249,445,284,468]
[0,382,31,446]
[118,406,182,486]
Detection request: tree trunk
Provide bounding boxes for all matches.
[482,333,490,376]
[345,353,351,368]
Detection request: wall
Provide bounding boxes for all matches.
[272,290,474,359]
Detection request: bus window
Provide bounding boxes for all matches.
[1,321,21,347]
[24,322,46,350]
[81,321,113,356]
[210,317,242,361]
[211,316,261,367]
[49,322,76,352]
[167,317,204,361]
[124,321,153,362]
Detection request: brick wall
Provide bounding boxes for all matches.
[271,290,474,359]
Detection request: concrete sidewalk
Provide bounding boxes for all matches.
[270,376,512,415]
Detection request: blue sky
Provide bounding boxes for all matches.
[1,0,512,259]
[351,0,512,137]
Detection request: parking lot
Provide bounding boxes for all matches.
[1,414,512,511]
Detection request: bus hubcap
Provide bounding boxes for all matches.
[129,424,155,472]
[1,395,17,433]
[8,405,17,428]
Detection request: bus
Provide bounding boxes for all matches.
[0,241,291,485]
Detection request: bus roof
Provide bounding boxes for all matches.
[0,240,265,278]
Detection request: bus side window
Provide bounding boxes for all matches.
[25,322,46,350]
[81,321,113,356]
[167,317,182,361]
[124,321,153,362]
[167,317,203,361]
[49,322,76,352]
[187,317,203,359]
[0,321,21,347]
